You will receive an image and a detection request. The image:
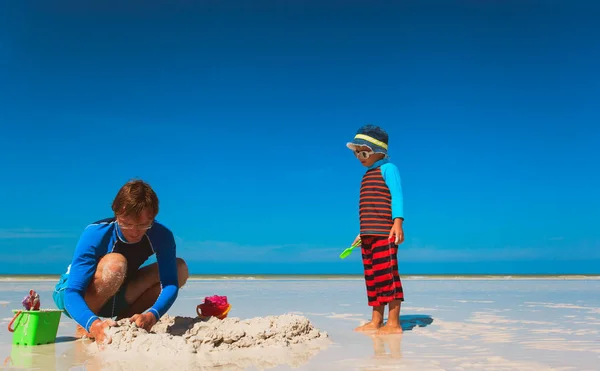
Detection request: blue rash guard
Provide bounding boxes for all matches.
[61,218,179,332]
[368,158,404,220]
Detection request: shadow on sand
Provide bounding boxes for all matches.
[400,314,434,331]
[54,336,78,343]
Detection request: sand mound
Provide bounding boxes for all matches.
[86,313,330,370]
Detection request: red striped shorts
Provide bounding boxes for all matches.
[360,235,404,306]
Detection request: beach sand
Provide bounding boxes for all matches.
[1,277,600,370]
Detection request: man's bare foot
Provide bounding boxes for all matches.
[375,323,403,335]
[354,321,382,332]
[75,324,92,339]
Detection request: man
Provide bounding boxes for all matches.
[53,179,189,344]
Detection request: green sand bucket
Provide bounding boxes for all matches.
[10,309,62,346]
[339,239,362,259]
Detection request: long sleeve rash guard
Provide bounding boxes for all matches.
[369,158,405,220]
[63,219,179,332]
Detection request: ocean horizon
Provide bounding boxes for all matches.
[2,273,600,281]
[2,259,600,277]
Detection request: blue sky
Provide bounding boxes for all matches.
[1,1,598,275]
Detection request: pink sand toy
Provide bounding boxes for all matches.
[196,295,231,320]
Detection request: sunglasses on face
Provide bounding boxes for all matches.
[117,219,154,230]
[354,149,374,159]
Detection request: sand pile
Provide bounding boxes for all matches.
[86,313,330,370]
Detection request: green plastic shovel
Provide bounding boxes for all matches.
[339,239,361,259]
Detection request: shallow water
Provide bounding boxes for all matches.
[1,279,599,370]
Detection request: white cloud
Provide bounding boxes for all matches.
[177,238,342,263]
[176,237,600,263]
[0,244,72,263]
[397,244,600,262]
[0,228,74,239]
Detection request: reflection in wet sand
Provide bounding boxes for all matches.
[350,314,433,371]
[372,334,403,359]
[354,333,404,371]
[77,341,330,371]
[3,343,57,370]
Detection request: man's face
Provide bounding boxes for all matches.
[116,209,154,243]
[353,145,384,167]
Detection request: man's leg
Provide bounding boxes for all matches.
[116,257,189,319]
[75,253,128,337]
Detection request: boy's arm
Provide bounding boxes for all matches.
[381,163,404,220]
[145,228,179,321]
[64,225,105,332]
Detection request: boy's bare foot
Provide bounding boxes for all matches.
[354,321,382,332]
[75,324,92,339]
[375,323,403,335]
[371,335,386,358]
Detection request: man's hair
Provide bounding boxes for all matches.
[112,179,159,218]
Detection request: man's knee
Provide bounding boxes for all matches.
[95,253,128,293]
[176,257,189,287]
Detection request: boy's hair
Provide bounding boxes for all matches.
[112,179,159,218]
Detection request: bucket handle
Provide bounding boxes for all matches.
[7,310,22,333]
[3,356,13,366]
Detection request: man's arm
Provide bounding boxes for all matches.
[381,162,404,220]
[63,225,105,332]
[145,228,179,321]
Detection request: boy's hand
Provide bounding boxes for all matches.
[352,234,361,247]
[389,218,404,245]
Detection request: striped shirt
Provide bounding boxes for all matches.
[359,159,404,236]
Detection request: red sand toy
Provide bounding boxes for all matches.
[196,295,231,320]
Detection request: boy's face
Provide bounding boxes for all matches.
[353,145,385,167]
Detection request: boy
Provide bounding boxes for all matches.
[346,124,405,334]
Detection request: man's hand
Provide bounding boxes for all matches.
[88,318,116,345]
[129,312,157,332]
[389,218,404,245]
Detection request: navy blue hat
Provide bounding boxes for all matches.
[346,125,389,155]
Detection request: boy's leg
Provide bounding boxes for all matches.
[378,299,403,334]
[355,237,384,331]
[353,305,384,332]
[374,237,404,334]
